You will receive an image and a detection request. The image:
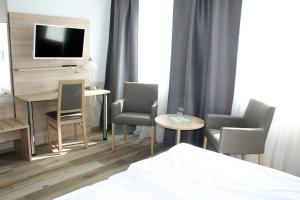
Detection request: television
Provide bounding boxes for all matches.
[33,24,85,59]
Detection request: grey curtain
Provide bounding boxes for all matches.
[101,0,139,127]
[164,0,242,146]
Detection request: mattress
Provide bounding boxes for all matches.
[56,143,300,200]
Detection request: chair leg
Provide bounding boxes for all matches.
[82,122,88,149]
[74,123,78,140]
[123,124,128,140]
[47,119,51,145]
[112,123,115,151]
[203,136,207,149]
[57,124,63,155]
[258,154,264,165]
[241,154,246,160]
[151,126,155,155]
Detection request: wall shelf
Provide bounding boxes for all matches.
[14,66,81,72]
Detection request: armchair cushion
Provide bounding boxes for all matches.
[219,127,266,154]
[205,129,220,151]
[123,82,158,113]
[150,101,158,123]
[244,99,276,133]
[112,99,125,122]
[205,114,244,130]
[114,112,153,126]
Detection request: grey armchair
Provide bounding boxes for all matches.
[203,99,275,164]
[111,82,158,151]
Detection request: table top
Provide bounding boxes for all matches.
[155,114,204,131]
[16,89,110,102]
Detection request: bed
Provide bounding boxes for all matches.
[56,143,300,200]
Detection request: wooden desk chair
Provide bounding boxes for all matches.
[46,80,88,155]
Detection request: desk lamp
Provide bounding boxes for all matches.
[84,58,98,90]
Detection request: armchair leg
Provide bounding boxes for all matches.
[241,154,246,160]
[203,136,207,149]
[258,154,264,165]
[112,123,115,151]
[123,124,128,140]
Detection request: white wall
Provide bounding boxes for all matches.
[7,0,111,127]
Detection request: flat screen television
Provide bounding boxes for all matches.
[33,24,85,59]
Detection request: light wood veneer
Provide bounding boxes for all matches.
[8,12,93,146]
[0,133,168,200]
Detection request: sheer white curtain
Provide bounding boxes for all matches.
[232,0,300,176]
[134,0,173,143]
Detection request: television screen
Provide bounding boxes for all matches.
[33,24,85,59]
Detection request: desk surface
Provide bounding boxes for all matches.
[16,89,110,102]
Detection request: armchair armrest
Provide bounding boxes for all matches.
[150,101,158,123]
[205,114,244,129]
[112,99,125,122]
[219,127,266,154]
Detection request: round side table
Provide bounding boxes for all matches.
[152,114,204,154]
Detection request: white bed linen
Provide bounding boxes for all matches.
[56,143,300,200]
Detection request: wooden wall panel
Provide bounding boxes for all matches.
[13,67,89,96]
[0,95,14,119]
[9,12,92,146]
[9,12,91,95]
[9,12,90,70]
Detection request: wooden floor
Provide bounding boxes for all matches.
[0,131,168,200]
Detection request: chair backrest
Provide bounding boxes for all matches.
[243,99,275,134]
[123,82,158,113]
[58,80,85,116]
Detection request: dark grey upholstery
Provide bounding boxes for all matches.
[61,84,82,111]
[204,99,275,154]
[112,82,158,126]
[114,113,152,126]
[46,81,84,122]
[46,111,82,121]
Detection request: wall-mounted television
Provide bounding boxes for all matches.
[33,24,85,59]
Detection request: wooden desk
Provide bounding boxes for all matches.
[16,89,110,155]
